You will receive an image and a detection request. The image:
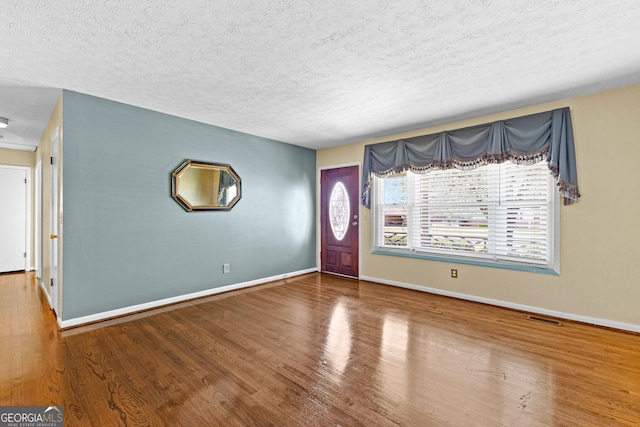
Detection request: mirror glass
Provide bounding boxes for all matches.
[171,160,241,211]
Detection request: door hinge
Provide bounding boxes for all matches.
[50,156,53,165]
[50,278,53,287]
[24,178,27,184]
[24,252,26,258]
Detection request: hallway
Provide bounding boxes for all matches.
[0,272,61,405]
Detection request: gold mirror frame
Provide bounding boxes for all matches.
[171,160,242,211]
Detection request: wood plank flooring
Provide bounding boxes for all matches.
[1,271,640,426]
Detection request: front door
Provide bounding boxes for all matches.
[321,166,359,278]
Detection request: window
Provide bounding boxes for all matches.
[329,182,350,241]
[373,160,559,272]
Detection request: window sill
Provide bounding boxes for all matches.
[371,248,559,275]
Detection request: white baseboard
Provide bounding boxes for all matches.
[39,279,52,307]
[360,275,640,334]
[60,267,318,329]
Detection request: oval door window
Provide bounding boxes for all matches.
[329,182,350,241]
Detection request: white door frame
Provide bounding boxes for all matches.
[0,164,30,272]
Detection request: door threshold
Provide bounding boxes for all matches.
[321,271,359,280]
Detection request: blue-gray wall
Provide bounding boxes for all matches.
[61,91,316,320]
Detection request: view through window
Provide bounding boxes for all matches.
[373,160,558,271]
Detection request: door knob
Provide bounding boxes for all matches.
[50,234,58,239]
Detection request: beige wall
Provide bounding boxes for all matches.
[0,148,36,167]
[318,83,640,328]
[34,94,63,306]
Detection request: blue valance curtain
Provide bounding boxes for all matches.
[362,107,580,207]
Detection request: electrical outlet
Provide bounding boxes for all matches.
[223,263,230,274]
[451,269,458,278]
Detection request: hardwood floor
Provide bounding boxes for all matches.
[1,271,640,426]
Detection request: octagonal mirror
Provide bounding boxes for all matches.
[171,160,241,211]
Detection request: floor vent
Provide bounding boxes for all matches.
[527,315,562,326]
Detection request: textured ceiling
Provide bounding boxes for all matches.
[2,1,640,151]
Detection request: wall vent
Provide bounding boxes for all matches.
[527,315,562,326]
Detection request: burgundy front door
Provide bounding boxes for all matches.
[321,166,359,278]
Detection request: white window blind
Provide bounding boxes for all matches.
[374,161,557,271]
[377,174,409,248]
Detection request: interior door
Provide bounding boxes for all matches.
[0,166,27,273]
[35,160,42,279]
[50,131,60,314]
[321,165,359,278]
